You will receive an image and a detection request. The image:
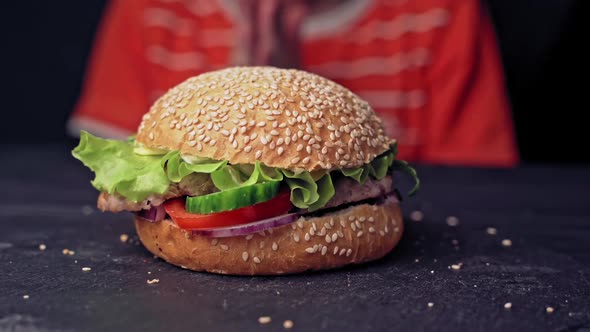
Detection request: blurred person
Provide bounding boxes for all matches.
[67,0,518,167]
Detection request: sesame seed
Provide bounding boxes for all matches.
[304,233,310,241]
[39,244,46,251]
[410,210,424,221]
[502,239,512,247]
[242,252,249,262]
[255,151,262,159]
[277,147,284,155]
[258,316,271,324]
[293,234,300,242]
[82,267,91,272]
[259,241,265,248]
[211,239,218,246]
[340,219,346,227]
[291,157,300,164]
[305,247,315,254]
[368,217,374,223]
[486,227,497,235]
[220,244,229,251]
[321,246,328,255]
[356,231,364,238]
[326,233,338,243]
[504,302,512,309]
[428,302,434,308]
[337,231,344,238]
[346,249,352,257]
[446,216,460,226]
[296,144,304,151]
[369,227,376,233]
[147,279,160,284]
[351,223,357,231]
[245,234,254,240]
[283,320,294,329]
[546,307,554,314]
[272,242,278,251]
[253,257,261,264]
[379,230,385,236]
[310,228,315,236]
[384,225,389,233]
[394,227,400,233]
[451,264,462,270]
[23,295,29,299]
[244,146,252,153]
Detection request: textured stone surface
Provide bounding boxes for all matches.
[1,145,589,331]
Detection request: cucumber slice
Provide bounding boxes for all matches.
[185,181,281,214]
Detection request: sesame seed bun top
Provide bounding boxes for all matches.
[136,66,393,172]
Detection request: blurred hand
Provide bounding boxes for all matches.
[237,0,308,68]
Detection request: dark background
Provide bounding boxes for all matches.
[0,0,586,163]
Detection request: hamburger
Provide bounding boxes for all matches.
[72,66,419,275]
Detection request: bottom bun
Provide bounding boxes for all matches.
[135,198,403,275]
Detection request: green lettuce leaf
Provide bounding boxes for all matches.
[211,162,284,190]
[166,152,226,182]
[281,170,320,209]
[72,132,418,209]
[393,159,421,196]
[72,131,171,202]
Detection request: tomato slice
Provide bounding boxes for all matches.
[163,190,293,230]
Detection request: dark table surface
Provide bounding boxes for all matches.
[1,144,589,332]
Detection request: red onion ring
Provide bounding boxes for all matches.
[135,191,400,237]
[135,205,166,222]
[190,213,298,238]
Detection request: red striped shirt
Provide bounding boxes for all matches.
[69,0,518,167]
